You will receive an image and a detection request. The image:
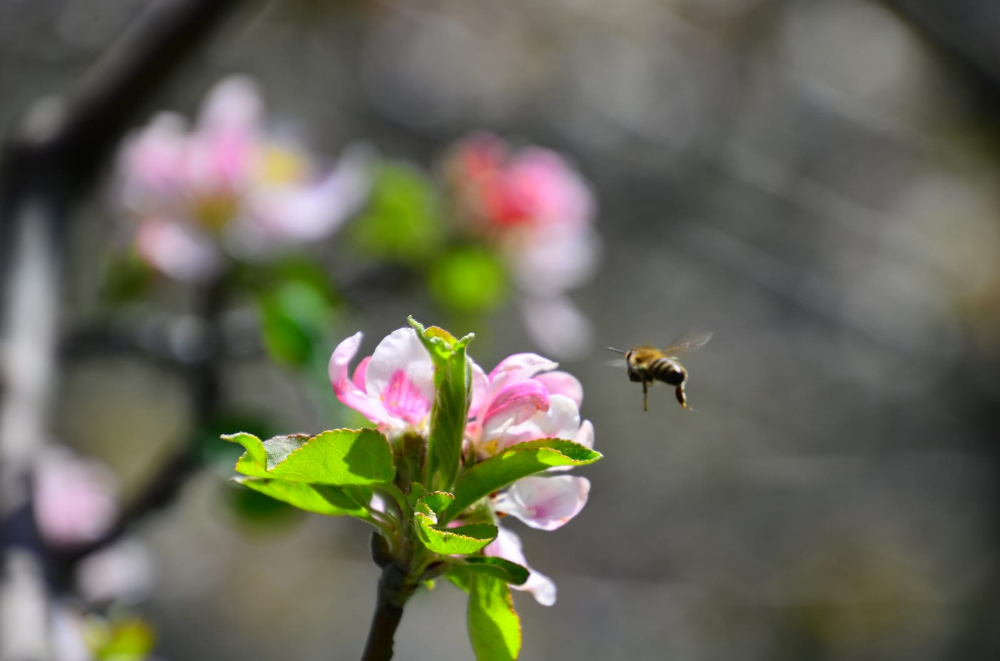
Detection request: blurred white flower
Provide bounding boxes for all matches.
[115,75,370,281]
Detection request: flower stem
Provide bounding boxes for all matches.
[359,562,417,661]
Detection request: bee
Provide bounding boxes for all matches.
[608,331,713,411]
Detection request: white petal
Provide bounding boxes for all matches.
[198,75,263,134]
[498,394,581,449]
[365,328,435,409]
[485,527,557,606]
[574,419,595,450]
[135,219,222,282]
[512,225,601,296]
[533,370,583,407]
[497,475,590,531]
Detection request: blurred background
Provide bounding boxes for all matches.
[2,0,1000,659]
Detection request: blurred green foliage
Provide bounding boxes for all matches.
[350,162,443,264]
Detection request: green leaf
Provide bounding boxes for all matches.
[442,439,602,523]
[414,491,455,517]
[416,518,497,555]
[429,246,508,315]
[259,278,333,367]
[460,557,529,586]
[414,491,496,554]
[225,429,395,485]
[446,565,473,594]
[222,432,268,477]
[468,574,521,661]
[408,317,474,491]
[234,477,369,517]
[351,163,443,263]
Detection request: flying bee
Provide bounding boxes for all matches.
[608,331,713,411]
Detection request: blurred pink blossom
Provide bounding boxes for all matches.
[446,133,600,358]
[33,447,119,548]
[116,76,369,281]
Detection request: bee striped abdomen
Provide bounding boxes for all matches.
[649,357,685,385]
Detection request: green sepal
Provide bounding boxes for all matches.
[408,317,474,492]
[442,439,602,523]
[224,429,395,486]
[468,574,521,661]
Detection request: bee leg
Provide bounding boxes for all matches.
[642,380,649,412]
[675,384,691,410]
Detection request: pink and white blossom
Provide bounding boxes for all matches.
[446,133,600,358]
[329,328,438,438]
[467,352,591,458]
[116,75,369,280]
[493,475,590,531]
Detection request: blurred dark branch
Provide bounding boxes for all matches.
[884,1,1000,104]
[0,0,244,658]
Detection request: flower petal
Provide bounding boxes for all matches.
[328,332,387,423]
[488,353,559,390]
[365,328,434,423]
[484,527,557,607]
[574,419,595,450]
[533,370,583,407]
[496,394,581,450]
[353,356,371,391]
[468,357,490,418]
[480,380,551,442]
[495,476,590,531]
[135,219,221,282]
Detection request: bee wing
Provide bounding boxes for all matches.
[662,331,713,357]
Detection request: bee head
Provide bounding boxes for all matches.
[625,350,643,382]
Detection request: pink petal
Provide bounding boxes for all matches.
[480,380,550,442]
[33,448,119,547]
[484,527,556,606]
[328,332,387,423]
[533,370,583,407]
[496,394,581,451]
[135,219,221,282]
[365,328,435,415]
[507,147,595,228]
[382,369,432,424]
[118,112,189,205]
[495,476,590,531]
[353,357,371,390]
[487,353,559,391]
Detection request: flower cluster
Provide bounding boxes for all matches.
[115,76,369,281]
[445,133,601,358]
[330,327,594,605]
